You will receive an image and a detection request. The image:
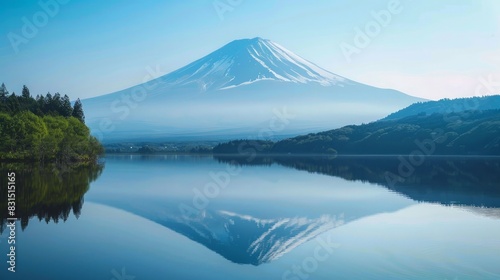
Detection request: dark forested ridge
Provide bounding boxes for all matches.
[382,95,500,121]
[214,108,500,156]
[0,83,103,162]
[272,109,500,155]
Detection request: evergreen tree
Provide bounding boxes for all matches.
[22,85,31,99]
[44,93,53,114]
[52,93,62,114]
[72,98,85,123]
[36,95,46,114]
[0,83,8,111]
[62,94,73,117]
[0,83,8,102]
[7,93,20,113]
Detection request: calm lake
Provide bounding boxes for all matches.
[1,155,500,280]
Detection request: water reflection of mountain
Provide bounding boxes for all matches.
[85,155,500,267]
[0,163,104,233]
[159,209,343,265]
[215,155,500,207]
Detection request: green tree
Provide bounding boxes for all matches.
[7,93,20,113]
[21,85,30,99]
[58,117,90,161]
[36,94,46,114]
[12,111,48,159]
[39,115,67,161]
[0,83,103,162]
[52,93,62,114]
[0,113,15,156]
[61,94,73,117]
[72,98,85,123]
[0,83,7,103]
[0,84,8,112]
[20,85,37,112]
[44,93,53,114]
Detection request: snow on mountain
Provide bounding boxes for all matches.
[82,37,426,142]
[158,37,348,92]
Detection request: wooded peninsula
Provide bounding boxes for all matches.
[0,83,103,162]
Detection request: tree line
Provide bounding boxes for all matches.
[0,83,103,162]
[0,83,84,122]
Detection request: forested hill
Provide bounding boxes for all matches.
[0,83,103,162]
[214,109,500,156]
[271,109,500,155]
[382,95,500,121]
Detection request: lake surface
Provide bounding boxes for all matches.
[1,155,500,279]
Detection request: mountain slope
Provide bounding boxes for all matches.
[81,37,425,143]
[160,37,348,91]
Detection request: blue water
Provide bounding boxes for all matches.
[1,155,500,279]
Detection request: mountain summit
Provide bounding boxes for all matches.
[82,37,425,142]
[160,37,347,91]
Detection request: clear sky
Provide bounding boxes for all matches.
[1,0,499,100]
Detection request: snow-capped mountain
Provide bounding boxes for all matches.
[161,37,347,91]
[82,37,425,142]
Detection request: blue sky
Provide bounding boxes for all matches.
[1,0,499,100]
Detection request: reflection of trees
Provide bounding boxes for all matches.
[214,155,500,207]
[0,162,104,233]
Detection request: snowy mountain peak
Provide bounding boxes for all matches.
[160,37,347,91]
[83,37,424,142]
